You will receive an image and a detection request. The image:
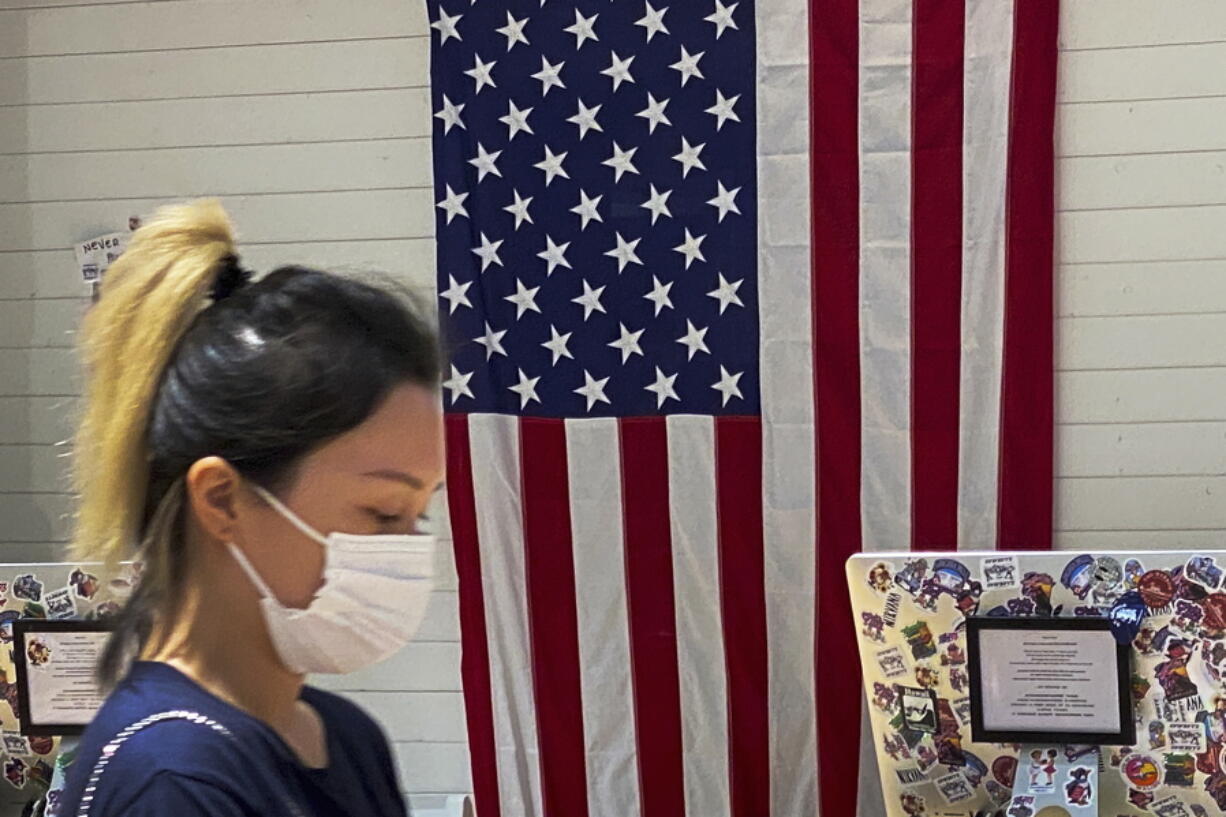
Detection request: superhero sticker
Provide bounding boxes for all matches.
[847,550,1226,816]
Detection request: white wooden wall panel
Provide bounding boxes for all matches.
[0,0,467,800]
[1055,3,1226,550]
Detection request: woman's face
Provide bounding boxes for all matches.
[236,383,445,608]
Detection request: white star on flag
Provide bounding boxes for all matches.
[646,367,680,408]
[537,236,572,275]
[471,232,504,271]
[609,323,646,363]
[636,93,672,133]
[564,8,599,49]
[542,325,574,365]
[503,190,534,229]
[474,322,508,359]
[605,232,644,272]
[440,275,473,314]
[505,280,542,319]
[601,52,636,90]
[673,229,707,268]
[568,99,604,140]
[500,100,534,141]
[436,184,469,224]
[644,276,675,315]
[641,184,673,224]
[468,142,502,181]
[434,94,465,134]
[532,56,566,96]
[673,137,707,177]
[431,8,462,44]
[496,11,530,51]
[706,89,742,130]
[635,3,670,41]
[712,366,744,406]
[677,320,711,359]
[575,370,612,410]
[443,365,474,404]
[708,273,745,313]
[463,54,497,94]
[571,190,604,230]
[671,46,705,86]
[572,280,607,320]
[509,368,541,408]
[603,142,639,182]
[535,145,570,186]
[705,0,739,38]
[707,181,742,221]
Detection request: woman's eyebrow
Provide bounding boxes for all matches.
[363,470,445,493]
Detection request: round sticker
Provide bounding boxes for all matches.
[991,754,1017,787]
[1120,752,1162,791]
[1204,593,1226,631]
[1139,570,1176,609]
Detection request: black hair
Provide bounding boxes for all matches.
[98,265,440,685]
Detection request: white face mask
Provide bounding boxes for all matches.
[226,484,436,675]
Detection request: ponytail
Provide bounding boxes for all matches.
[72,200,236,682]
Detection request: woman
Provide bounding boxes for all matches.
[56,200,444,816]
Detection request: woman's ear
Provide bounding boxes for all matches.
[184,456,245,544]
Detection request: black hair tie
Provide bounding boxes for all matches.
[211,254,252,302]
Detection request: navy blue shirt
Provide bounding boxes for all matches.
[57,662,407,817]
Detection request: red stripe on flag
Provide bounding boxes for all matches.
[715,417,770,817]
[810,0,862,813]
[519,418,590,817]
[446,415,502,817]
[911,0,966,551]
[998,0,1059,550]
[618,418,686,817]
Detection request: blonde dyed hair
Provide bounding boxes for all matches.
[72,199,237,576]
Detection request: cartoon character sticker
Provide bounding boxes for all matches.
[899,792,925,817]
[861,611,886,643]
[1007,794,1035,817]
[1150,719,1168,749]
[1091,556,1124,604]
[70,568,100,600]
[1020,572,1059,617]
[1025,748,1058,793]
[894,559,929,596]
[913,663,939,690]
[3,757,25,789]
[12,575,42,604]
[883,732,911,761]
[1064,766,1093,806]
[871,681,897,712]
[1187,555,1224,590]
[866,561,894,594]
[901,621,937,660]
[1155,640,1200,702]
[1060,554,1095,600]
[1120,752,1163,792]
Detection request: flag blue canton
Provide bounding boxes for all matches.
[429,0,759,417]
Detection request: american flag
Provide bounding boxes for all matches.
[428,0,1058,814]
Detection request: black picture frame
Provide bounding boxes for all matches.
[966,616,1134,746]
[12,619,111,737]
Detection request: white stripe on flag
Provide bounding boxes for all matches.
[858,0,913,551]
[565,418,643,817]
[665,415,731,817]
[468,414,544,817]
[755,0,817,812]
[958,0,1015,547]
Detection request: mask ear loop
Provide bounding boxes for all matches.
[225,542,279,601]
[249,483,330,548]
